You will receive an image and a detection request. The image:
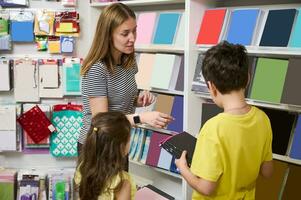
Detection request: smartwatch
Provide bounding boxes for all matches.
[133,115,141,124]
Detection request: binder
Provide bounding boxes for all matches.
[160,131,196,166]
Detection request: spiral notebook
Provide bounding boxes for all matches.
[160,131,196,166]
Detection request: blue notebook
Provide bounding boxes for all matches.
[226,9,260,45]
[289,8,301,48]
[153,13,181,44]
[167,96,183,133]
[11,21,34,42]
[260,9,297,47]
[289,115,301,160]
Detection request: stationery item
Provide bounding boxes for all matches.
[0,35,11,50]
[282,164,301,199]
[133,129,147,162]
[10,11,34,42]
[0,12,9,35]
[150,54,181,90]
[175,13,185,46]
[35,36,48,51]
[135,53,156,90]
[259,9,297,47]
[136,184,175,200]
[160,131,196,166]
[39,59,63,98]
[281,58,301,106]
[196,8,228,45]
[153,12,181,44]
[260,106,296,155]
[17,105,55,143]
[146,132,170,167]
[48,36,61,54]
[50,103,83,157]
[167,96,183,133]
[0,0,29,8]
[135,12,157,45]
[157,148,173,170]
[0,169,17,200]
[63,58,81,95]
[0,59,11,91]
[255,160,288,200]
[289,115,301,160]
[140,130,152,164]
[34,10,55,35]
[154,94,174,115]
[289,8,301,47]
[250,58,289,104]
[175,56,184,91]
[226,9,261,45]
[0,105,17,151]
[60,36,74,53]
[54,11,80,37]
[14,59,40,102]
[191,54,208,93]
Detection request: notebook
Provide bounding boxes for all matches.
[289,8,301,47]
[160,131,196,166]
[259,9,297,47]
[136,184,175,200]
[196,8,227,45]
[135,12,157,45]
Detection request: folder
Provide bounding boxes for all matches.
[260,106,296,155]
[135,12,157,45]
[153,13,181,44]
[136,53,156,90]
[226,9,261,45]
[167,96,183,133]
[250,58,289,104]
[146,132,170,167]
[14,59,40,102]
[196,9,227,45]
[160,131,196,166]
[0,105,17,151]
[150,54,181,90]
[281,58,301,106]
[0,59,11,91]
[260,9,297,47]
[289,9,301,48]
[289,115,301,160]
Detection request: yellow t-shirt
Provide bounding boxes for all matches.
[191,106,273,200]
[74,169,136,200]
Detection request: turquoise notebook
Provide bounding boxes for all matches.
[153,13,181,44]
[289,9,301,47]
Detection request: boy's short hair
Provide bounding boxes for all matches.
[202,41,249,94]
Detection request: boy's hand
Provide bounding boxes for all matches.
[175,150,189,171]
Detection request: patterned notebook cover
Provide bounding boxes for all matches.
[17,105,55,143]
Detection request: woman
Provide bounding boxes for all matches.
[78,3,173,150]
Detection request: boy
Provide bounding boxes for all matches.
[176,42,273,199]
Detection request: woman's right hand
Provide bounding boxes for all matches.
[140,111,174,129]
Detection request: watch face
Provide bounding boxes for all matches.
[134,115,141,124]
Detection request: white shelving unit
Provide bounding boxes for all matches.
[90,0,184,8]
[135,45,184,53]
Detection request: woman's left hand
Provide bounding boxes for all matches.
[136,91,156,107]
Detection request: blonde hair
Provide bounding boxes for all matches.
[81,3,136,75]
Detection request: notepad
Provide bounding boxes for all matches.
[289,9,301,47]
[153,13,181,44]
[226,9,261,45]
[196,8,227,45]
[281,58,301,106]
[136,12,157,45]
[260,9,297,47]
[161,131,196,166]
[250,58,289,103]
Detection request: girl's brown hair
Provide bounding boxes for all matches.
[81,3,136,75]
[78,111,131,200]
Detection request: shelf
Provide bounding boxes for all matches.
[129,159,182,179]
[195,92,301,113]
[137,124,177,135]
[273,154,301,166]
[198,46,301,57]
[90,0,184,8]
[136,45,184,54]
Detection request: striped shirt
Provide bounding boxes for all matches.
[78,60,138,144]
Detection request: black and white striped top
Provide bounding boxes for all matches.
[78,60,138,144]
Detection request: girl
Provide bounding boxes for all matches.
[75,111,136,200]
